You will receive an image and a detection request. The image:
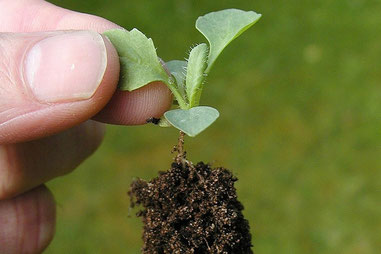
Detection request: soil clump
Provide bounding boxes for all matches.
[129,159,253,254]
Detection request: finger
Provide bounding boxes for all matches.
[94,82,173,125]
[0,185,56,254]
[0,121,105,199]
[0,30,119,144]
[0,0,173,126]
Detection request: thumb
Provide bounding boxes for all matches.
[0,30,119,144]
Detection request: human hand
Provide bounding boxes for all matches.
[0,0,172,253]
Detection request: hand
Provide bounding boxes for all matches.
[0,0,172,253]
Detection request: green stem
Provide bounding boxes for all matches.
[170,87,189,109]
[166,78,189,110]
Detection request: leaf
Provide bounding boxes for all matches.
[196,9,262,73]
[166,60,187,98]
[164,106,219,137]
[103,29,169,91]
[185,43,209,107]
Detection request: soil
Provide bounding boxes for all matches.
[145,117,161,125]
[129,141,253,254]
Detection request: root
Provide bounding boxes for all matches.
[172,131,194,168]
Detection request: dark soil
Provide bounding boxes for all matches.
[129,160,253,254]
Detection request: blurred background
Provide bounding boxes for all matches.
[45,0,381,253]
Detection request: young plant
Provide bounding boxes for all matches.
[104,9,261,137]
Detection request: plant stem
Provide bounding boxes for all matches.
[173,131,185,163]
[170,87,189,109]
[165,79,189,109]
[177,131,185,157]
[173,131,194,168]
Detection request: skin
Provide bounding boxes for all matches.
[0,0,172,253]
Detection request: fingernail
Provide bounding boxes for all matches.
[25,31,107,103]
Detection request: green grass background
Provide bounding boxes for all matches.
[45,0,381,253]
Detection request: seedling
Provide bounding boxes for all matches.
[104,9,261,137]
[104,9,262,253]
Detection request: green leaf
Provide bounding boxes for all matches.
[196,9,261,73]
[103,29,169,91]
[166,60,187,98]
[185,43,209,107]
[164,106,219,137]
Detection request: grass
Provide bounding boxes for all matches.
[45,0,381,253]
